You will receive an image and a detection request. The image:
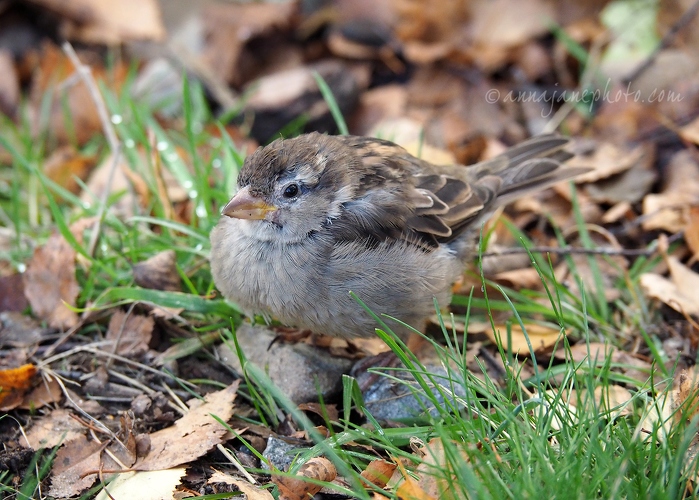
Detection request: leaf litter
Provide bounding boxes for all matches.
[2,0,699,497]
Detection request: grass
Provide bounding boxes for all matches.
[0,70,697,500]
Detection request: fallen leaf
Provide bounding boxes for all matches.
[640,257,699,316]
[32,0,165,44]
[106,309,154,357]
[361,459,397,488]
[28,42,128,146]
[0,364,37,410]
[208,471,274,499]
[42,146,96,194]
[133,250,181,292]
[23,408,85,449]
[202,2,297,87]
[485,323,566,355]
[394,457,437,500]
[470,0,554,48]
[566,142,644,184]
[48,434,103,498]
[642,150,699,232]
[273,457,337,500]
[19,376,62,410]
[135,381,239,470]
[23,232,80,330]
[94,469,187,500]
[685,206,699,260]
[673,366,699,425]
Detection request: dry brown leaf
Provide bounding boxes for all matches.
[685,206,699,260]
[485,323,566,354]
[106,310,154,357]
[23,409,85,449]
[393,0,469,65]
[132,250,180,292]
[202,2,297,87]
[19,375,62,410]
[414,438,472,500]
[208,471,274,499]
[394,457,437,500]
[584,145,656,205]
[32,0,165,44]
[0,364,37,410]
[674,366,699,424]
[640,257,699,316]
[361,459,397,488]
[273,457,337,500]
[136,381,239,470]
[28,42,128,145]
[48,434,103,498]
[470,0,554,48]
[642,150,699,232]
[43,146,96,195]
[567,142,644,184]
[23,232,80,330]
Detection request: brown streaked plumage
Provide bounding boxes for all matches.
[210,132,589,339]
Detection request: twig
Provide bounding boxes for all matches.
[61,42,122,258]
[623,0,699,85]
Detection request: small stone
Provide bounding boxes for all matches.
[216,324,353,404]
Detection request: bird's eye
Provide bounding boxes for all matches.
[283,184,299,198]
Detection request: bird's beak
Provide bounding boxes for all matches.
[221,186,277,220]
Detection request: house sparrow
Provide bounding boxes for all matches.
[210,133,588,339]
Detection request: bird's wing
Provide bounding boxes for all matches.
[327,135,586,249]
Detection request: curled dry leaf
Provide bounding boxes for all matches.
[23,232,80,330]
[640,256,699,317]
[361,459,397,488]
[273,457,337,500]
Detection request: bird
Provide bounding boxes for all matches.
[210,132,588,340]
